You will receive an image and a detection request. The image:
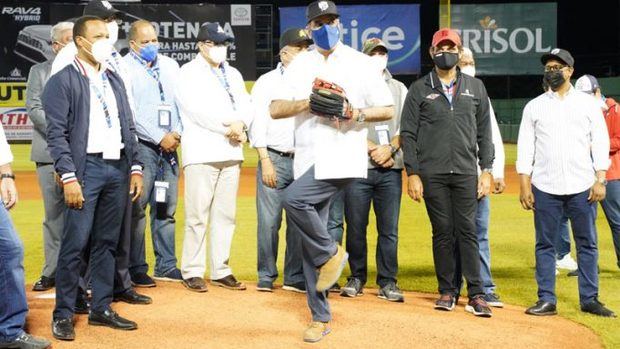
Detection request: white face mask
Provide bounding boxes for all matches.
[460,65,476,77]
[207,45,228,64]
[83,38,113,64]
[106,21,119,44]
[370,55,388,73]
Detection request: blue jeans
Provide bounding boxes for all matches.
[600,179,620,267]
[0,204,27,343]
[532,186,599,305]
[130,143,179,276]
[344,168,401,287]
[54,155,129,319]
[556,215,571,259]
[327,189,344,244]
[256,151,303,285]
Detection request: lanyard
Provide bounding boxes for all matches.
[210,64,236,110]
[131,51,166,103]
[74,58,113,129]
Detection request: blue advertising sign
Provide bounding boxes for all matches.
[279,4,420,74]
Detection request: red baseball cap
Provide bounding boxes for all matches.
[432,28,461,47]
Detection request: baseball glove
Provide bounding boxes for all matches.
[309,78,353,120]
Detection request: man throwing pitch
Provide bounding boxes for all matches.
[270,0,394,343]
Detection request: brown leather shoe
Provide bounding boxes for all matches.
[182,277,208,292]
[210,274,246,290]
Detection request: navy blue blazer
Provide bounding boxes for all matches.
[42,63,142,181]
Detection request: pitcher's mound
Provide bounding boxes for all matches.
[25,282,601,348]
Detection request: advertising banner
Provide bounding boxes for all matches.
[0,107,33,141]
[0,2,258,140]
[450,2,557,75]
[280,4,421,74]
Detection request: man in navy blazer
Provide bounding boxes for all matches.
[42,16,144,341]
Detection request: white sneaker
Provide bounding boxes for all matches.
[556,254,578,270]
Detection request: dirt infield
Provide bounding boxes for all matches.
[25,282,601,349]
[15,165,521,201]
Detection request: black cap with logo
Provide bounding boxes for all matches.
[83,0,123,19]
[197,22,235,44]
[306,1,339,22]
[541,48,575,67]
[279,28,313,50]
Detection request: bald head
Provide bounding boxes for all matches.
[128,20,156,42]
[460,47,474,65]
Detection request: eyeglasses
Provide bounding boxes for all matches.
[544,64,566,72]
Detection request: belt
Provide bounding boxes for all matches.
[87,149,126,159]
[267,147,294,158]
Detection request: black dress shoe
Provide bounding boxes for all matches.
[525,301,557,316]
[32,276,55,292]
[74,296,90,314]
[0,332,51,349]
[88,309,138,330]
[51,317,75,341]
[113,289,152,305]
[581,299,617,317]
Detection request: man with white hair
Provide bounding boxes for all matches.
[26,21,74,292]
[453,46,506,307]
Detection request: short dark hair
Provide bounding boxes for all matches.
[73,15,104,40]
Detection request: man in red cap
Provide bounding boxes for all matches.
[401,28,494,317]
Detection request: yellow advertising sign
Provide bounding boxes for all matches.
[0,83,27,107]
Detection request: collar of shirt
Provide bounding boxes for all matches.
[546,85,576,100]
[130,50,159,69]
[74,56,105,77]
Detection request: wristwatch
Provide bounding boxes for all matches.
[597,178,608,186]
[0,173,15,180]
[356,111,366,123]
[481,168,493,174]
[389,145,398,155]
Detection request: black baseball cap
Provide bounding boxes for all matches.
[197,22,235,44]
[83,0,123,19]
[541,48,575,67]
[279,28,312,50]
[306,1,339,23]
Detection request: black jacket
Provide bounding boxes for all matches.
[401,69,494,176]
[42,64,142,181]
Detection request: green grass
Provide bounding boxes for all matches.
[6,142,620,348]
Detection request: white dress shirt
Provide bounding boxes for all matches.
[176,56,253,167]
[249,63,295,153]
[74,57,123,156]
[0,123,13,166]
[516,87,610,195]
[277,43,394,180]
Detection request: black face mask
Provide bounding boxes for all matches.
[544,70,566,91]
[433,51,459,70]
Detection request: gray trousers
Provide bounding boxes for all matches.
[283,166,348,322]
[36,163,64,278]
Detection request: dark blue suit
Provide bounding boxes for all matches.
[42,63,142,319]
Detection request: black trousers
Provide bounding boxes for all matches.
[420,173,483,297]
